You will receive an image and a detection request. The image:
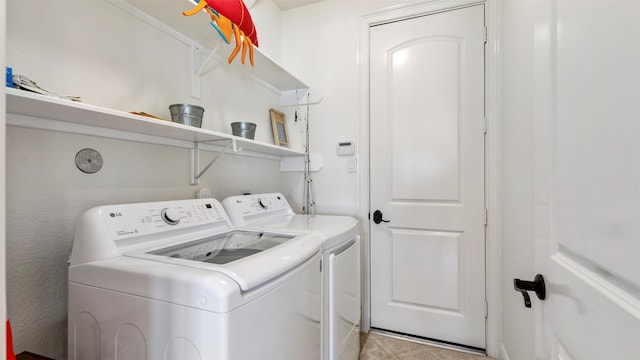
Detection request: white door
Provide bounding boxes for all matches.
[369,5,486,349]
[531,0,640,358]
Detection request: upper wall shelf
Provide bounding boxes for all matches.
[5,88,303,158]
[107,0,309,94]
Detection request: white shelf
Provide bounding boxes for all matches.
[108,0,309,94]
[5,88,303,158]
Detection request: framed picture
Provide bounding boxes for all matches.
[270,109,289,147]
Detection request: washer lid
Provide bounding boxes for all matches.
[278,215,358,243]
[148,230,296,264]
[221,193,359,248]
[125,230,322,291]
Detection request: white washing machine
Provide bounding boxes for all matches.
[222,193,361,360]
[68,198,323,359]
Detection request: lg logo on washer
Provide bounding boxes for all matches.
[109,212,122,218]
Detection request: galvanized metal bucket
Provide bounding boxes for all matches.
[169,104,204,128]
[231,122,257,139]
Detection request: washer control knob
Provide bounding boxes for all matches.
[161,208,181,225]
[258,198,271,209]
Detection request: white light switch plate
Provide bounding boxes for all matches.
[347,158,357,173]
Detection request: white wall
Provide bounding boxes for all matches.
[5,0,292,357]
[497,0,538,358]
[280,0,401,216]
[251,0,283,63]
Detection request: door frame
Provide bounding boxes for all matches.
[1,0,7,355]
[357,0,501,356]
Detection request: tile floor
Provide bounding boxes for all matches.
[359,332,494,360]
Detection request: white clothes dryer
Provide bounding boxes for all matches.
[68,198,322,360]
[222,193,361,360]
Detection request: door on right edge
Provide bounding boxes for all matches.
[533,0,640,358]
[369,5,486,349]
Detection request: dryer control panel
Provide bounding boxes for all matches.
[222,193,295,227]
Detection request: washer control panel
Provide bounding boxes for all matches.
[222,193,294,226]
[160,208,181,225]
[99,199,229,240]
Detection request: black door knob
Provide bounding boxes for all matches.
[514,274,546,308]
[372,210,390,224]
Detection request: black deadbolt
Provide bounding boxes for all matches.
[372,210,390,224]
[514,274,546,308]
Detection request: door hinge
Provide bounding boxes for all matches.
[483,117,487,134]
[484,209,488,226]
[485,300,488,318]
[483,26,488,43]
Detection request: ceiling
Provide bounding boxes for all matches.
[270,0,325,10]
[122,0,327,42]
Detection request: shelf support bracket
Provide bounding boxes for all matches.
[191,139,236,185]
[280,87,324,107]
[190,42,202,99]
[196,43,221,77]
[190,41,222,99]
